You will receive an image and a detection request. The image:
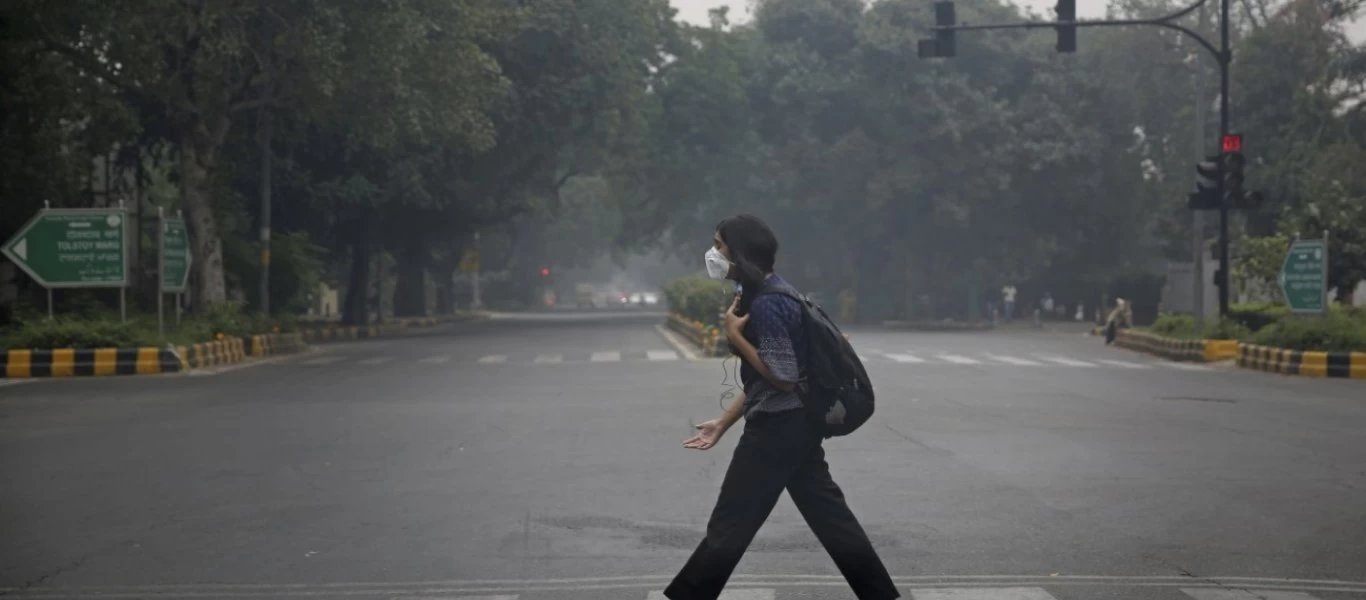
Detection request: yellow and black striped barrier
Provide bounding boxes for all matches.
[1,332,308,378]
[175,338,247,369]
[1,347,183,378]
[1114,329,1239,362]
[1237,344,1366,379]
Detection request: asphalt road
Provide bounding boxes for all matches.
[2,313,1365,600]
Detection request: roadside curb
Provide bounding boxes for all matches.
[883,320,994,332]
[1114,329,1238,362]
[297,313,486,344]
[1,332,308,378]
[664,314,727,358]
[1237,343,1366,379]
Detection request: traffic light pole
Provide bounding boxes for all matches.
[1216,0,1232,317]
[927,0,1234,316]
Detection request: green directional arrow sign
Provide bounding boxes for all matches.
[1279,238,1327,314]
[161,217,192,293]
[1,208,128,288]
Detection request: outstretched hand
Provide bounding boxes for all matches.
[684,418,726,450]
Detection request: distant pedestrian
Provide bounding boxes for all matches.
[1002,284,1017,322]
[668,214,899,600]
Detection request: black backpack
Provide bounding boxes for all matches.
[757,283,875,438]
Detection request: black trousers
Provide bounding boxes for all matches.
[664,409,900,600]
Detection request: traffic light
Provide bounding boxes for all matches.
[1223,150,1244,202]
[540,267,551,277]
[1055,0,1076,52]
[918,1,957,58]
[1188,155,1222,210]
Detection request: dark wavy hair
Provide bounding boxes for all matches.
[716,214,779,318]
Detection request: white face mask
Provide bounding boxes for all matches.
[704,247,731,280]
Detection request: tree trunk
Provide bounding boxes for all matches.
[342,225,371,326]
[393,243,428,318]
[179,129,228,310]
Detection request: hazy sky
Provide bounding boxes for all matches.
[670,0,1366,43]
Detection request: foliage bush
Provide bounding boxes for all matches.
[1148,314,1251,341]
[1227,302,1292,332]
[0,302,298,349]
[1250,312,1366,352]
[662,275,730,328]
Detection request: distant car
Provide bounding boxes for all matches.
[629,293,642,305]
[642,292,659,305]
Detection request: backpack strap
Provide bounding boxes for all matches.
[754,281,806,304]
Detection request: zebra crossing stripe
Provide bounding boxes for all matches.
[534,354,564,364]
[1180,589,1321,600]
[647,350,680,361]
[477,355,508,364]
[647,589,775,599]
[985,354,1042,366]
[1163,362,1212,371]
[885,353,925,363]
[911,587,1058,600]
[1096,359,1149,369]
[591,351,622,362]
[1036,356,1095,367]
[937,354,980,365]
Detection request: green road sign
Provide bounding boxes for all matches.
[1,208,127,288]
[161,217,192,293]
[1279,238,1327,313]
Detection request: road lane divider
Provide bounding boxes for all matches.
[1,332,306,379]
[1112,329,1239,362]
[1237,343,1366,379]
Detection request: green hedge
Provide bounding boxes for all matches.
[1148,306,1366,351]
[662,275,730,327]
[0,302,299,349]
[1148,314,1251,341]
[1249,311,1366,352]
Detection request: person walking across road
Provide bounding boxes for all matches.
[664,214,900,600]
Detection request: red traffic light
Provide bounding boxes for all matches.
[540,267,551,277]
[1221,134,1242,153]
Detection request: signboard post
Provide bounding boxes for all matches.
[1,204,129,320]
[1279,233,1329,315]
[159,209,192,334]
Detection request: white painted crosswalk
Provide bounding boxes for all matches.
[281,349,1218,373]
[317,585,1366,600]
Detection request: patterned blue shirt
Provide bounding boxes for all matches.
[739,275,806,418]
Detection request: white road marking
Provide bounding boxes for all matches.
[419,356,452,364]
[0,379,34,388]
[885,353,926,364]
[1163,362,1212,371]
[648,589,775,600]
[1181,589,1321,600]
[301,356,345,366]
[653,324,700,361]
[590,351,621,363]
[1096,359,1150,369]
[357,357,393,365]
[912,587,1060,600]
[985,354,1042,366]
[647,350,680,361]
[392,596,519,600]
[477,355,508,364]
[937,354,981,365]
[533,354,563,364]
[1036,356,1096,367]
